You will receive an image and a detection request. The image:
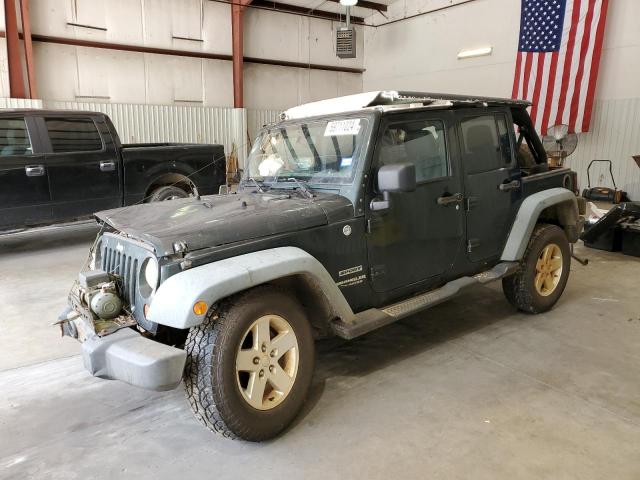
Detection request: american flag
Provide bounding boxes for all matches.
[512,0,610,134]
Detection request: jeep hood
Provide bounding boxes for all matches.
[95,191,353,255]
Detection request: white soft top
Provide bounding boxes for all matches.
[282,91,401,120]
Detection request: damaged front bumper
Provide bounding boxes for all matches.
[57,306,186,392]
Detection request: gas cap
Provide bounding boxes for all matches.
[90,291,123,320]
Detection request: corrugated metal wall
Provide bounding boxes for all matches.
[0,98,43,109]
[247,108,281,143]
[42,100,250,165]
[6,97,636,198]
[568,99,640,201]
[0,98,284,170]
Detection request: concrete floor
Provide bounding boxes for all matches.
[1,225,639,480]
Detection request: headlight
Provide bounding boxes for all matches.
[140,257,159,297]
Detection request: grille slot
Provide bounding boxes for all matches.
[100,245,143,303]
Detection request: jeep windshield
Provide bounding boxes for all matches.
[246,117,370,186]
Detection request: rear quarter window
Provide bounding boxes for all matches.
[45,117,103,153]
[0,118,32,156]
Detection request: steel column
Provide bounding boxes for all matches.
[232,0,252,108]
[19,0,37,99]
[4,0,26,98]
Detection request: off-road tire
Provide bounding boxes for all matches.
[147,185,189,202]
[183,286,315,441]
[502,223,571,314]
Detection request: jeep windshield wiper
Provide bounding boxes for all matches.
[281,177,314,199]
[241,177,266,193]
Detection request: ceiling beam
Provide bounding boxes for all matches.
[250,0,365,24]
[325,0,387,11]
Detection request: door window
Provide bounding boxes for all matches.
[496,115,513,165]
[45,117,103,153]
[378,119,448,182]
[0,118,32,156]
[460,115,502,174]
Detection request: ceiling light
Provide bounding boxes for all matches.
[457,46,493,59]
[340,0,358,6]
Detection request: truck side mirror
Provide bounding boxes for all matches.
[370,163,416,211]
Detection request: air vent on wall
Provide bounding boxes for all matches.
[336,26,356,58]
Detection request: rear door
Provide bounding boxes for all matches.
[0,115,52,229]
[456,110,521,262]
[42,115,121,221]
[366,110,465,293]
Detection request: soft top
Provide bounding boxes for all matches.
[282,91,531,120]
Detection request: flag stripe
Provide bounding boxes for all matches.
[582,0,609,131]
[555,0,582,126]
[522,52,534,99]
[540,51,560,135]
[569,0,597,128]
[529,54,546,128]
[576,0,602,129]
[512,52,523,99]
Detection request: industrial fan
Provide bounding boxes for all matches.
[542,124,578,167]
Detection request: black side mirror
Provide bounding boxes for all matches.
[370,163,416,211]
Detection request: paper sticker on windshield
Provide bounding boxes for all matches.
[324,119,361,137]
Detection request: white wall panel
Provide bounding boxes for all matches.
[570,99,640,201]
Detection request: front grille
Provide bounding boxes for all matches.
[97,233,156,331]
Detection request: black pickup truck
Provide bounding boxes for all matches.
[0,109,226,232]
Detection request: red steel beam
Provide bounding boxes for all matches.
[19,0,37,98]
[232,0,253,108]
[4,0,26,98]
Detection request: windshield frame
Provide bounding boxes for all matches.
[246,111,376,188]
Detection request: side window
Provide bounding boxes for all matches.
[460,115,502,174]
[496,115,513,165]
[45,117,103,153]
[378,119,448,183]
[0,118,32,156]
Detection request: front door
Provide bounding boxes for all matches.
[456,110,521,262]
[0,116,52,229]
[366,111,465,294]
[42,115,121,221]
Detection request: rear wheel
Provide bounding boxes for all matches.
[183,286,315,441]
[147,185,189,202]
[502,223,571,313]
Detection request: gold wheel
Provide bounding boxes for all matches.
[534,243,563,297]
[235,314,299,411]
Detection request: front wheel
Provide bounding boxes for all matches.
[502,223,571,314]
[183,286,315,441]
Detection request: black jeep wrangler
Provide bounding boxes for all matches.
[59,91,584,441]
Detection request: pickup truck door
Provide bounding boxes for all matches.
[0,116,52,230]
[40,115,121,221]
[455,110,521,262]
[366,110,465,293]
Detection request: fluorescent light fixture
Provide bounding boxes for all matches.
[340,0,358,5]
[457,46,493,59]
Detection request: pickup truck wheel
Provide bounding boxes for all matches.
[502,224,571,314]
[148,185,189,202]
[183,286,315,441]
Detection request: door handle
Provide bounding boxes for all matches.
[499,180,520,192]
[25,165,45,177]
[100,160,116,172]
[437,192,463,206]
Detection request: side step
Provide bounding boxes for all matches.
[331,261,519,340]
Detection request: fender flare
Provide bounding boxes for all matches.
[147,247,355,329]
[501,188,579,261]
